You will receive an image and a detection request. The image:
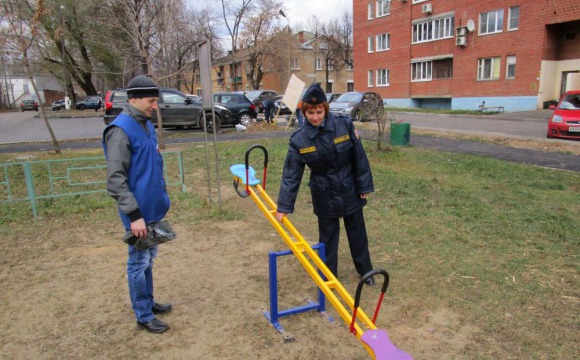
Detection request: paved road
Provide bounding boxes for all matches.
[0,110,105,143]
[0,109,554,144]
[393,110,553,139]
[0,108,556,144]
[0,109,578,171]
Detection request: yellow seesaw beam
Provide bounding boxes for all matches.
[234,178,380,358]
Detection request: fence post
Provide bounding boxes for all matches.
[23,162,38,219]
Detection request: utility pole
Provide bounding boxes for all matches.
[1,55,11,109]
[279,10,291,89]
[60,5,69,109]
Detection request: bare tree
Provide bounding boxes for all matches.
[319,11,353,92]
[324,11,354,69]
[220,0,254,91]
[239,0,284,90]
[1,0,61,153]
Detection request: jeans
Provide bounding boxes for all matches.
[127,245,158,322]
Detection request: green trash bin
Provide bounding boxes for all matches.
[390,123,411,146]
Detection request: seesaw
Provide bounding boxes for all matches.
[230,145,412,360]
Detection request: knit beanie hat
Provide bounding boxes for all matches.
[126,75,159,99]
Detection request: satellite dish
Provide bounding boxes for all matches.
[466,19,475,32]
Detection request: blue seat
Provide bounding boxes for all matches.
[230,164,261,185]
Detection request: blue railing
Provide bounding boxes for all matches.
[0,151,186,219]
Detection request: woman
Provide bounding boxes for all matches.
[275,83,375,285]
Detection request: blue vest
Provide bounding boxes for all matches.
[103,114,170,230]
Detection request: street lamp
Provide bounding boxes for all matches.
[60,5,68,109]
[279,10,291,87]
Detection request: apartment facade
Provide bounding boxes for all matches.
[189,32,354,96]
[354,0,580,111]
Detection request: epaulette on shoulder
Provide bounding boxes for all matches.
[289,127,303,140]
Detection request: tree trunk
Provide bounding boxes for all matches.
[23,54,61,154]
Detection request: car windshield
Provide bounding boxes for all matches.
[335,93,362,103]
[558,94,580,110]
[245,91,261,101]
[113,92,127,102]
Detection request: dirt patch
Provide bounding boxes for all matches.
[0,193,479,359]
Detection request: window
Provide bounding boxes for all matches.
[368,2,374,20]
[368,70,374,87]
[316,58,323,70]
[412,16,455,43]
[327,59,334,71]
[479,9,504,35]
[163,92,185,104]
[376,33,390,51]
[508,6,519,30]
[412,61,432,81]
[368,36,374,52]
[477,57,501,80]
[433,59,453,79]
[346,61,353,70]
[506,55,516,79]
[291,58,300,70]
[376,69,389,86]
[376,0,391,17]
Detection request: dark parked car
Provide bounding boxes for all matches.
[103,88,234,131]
[329,91,384,122]
[245,89,278,113]
[76,96,102,110]
[547,90,580,140]
[20,100,39,112]
[51,99,66,111]
[325,93,342,103]
[212,93,257,125]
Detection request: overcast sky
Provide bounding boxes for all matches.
[188,0,352,30]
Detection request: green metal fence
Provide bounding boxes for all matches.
[0,151,185,219]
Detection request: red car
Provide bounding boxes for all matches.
[547,90,580,140]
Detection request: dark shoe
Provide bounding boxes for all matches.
[364,276,376,286]
[152,302,172,315]
[137,318,168,333]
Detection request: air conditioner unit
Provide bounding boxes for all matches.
[422,3,433,14]
[456,27,467,37]
[455,37,467,46]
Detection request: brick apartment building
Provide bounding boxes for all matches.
[353,0,580,111]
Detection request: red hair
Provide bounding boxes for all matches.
[301,102,329,117]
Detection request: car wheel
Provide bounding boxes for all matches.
[240,113,252,126]
[354,110,361,122]
[78,104,86,110]
[203,114,222,132]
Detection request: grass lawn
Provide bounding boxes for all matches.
[0,138,578,358]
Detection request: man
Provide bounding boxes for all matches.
[263,97,275,124]
[103,75,172,333]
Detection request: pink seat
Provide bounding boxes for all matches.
[361,329,413,360]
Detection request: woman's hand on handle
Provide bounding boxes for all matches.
[275,211,287,222]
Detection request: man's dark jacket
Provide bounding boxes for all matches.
[277,113,374,218]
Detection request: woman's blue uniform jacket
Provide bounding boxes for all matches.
[277,113,374,219]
